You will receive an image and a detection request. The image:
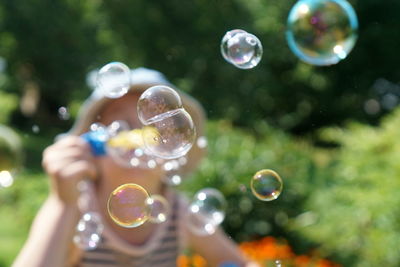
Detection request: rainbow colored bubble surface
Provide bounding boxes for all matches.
[286,0,358,66]
[250,169,283,201]
[107,183,150,228]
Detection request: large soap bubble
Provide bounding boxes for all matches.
[286,0,358,66]
[137,86,196,159]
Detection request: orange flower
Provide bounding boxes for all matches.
[177,255,190,267]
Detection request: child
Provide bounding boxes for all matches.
[13,68,258,267]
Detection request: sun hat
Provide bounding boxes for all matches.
[66,67,206,175]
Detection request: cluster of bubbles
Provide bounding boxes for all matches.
[137,85,196,159]
[107,183,170,228]
[220,29,263,69]
[221,0,358,67]
[187,188,227,235]
[73,212,104,250]
[286,0,358,66]
[0,125,23,188]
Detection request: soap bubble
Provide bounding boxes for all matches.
[137,86,196,159]
[106,121,159,168]
[251,169,283,201]
[73,212,104,250]
[57,106,70,120]
[187,188,227,235]
[146,195,170,223]
[221,29,263,69]
[107,183,150,228]
[162,160,182,186]
[0,125,23,188]
[0,171,14,188]
[137,85,182,124]
[196,136,208,149]
[97,62,131,98]
[286,0,358,66]
[32,125,40,133]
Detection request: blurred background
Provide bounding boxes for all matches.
[1,0,400,266]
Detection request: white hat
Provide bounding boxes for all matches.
[67,67,206,175]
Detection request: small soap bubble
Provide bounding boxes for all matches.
[221,29,263,69]
[57,106,70,120]
[0,171,13,188]
[138,86,196,159]
[178,156,188,166]
[250,169,283,201]
[90,122,107,133]
[146,195,170,224]
[0,125,23,188]
[196,136,208,149]
[162,160,182,186]
[107,183,150,228]
[187,188,227,235]
[32,125,40,133]
[97,62,131,98]
[286,0,358,66]
[73,212,104,250]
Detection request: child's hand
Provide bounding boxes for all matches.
[42,136,98,205]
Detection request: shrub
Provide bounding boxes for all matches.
[293,107,400,266]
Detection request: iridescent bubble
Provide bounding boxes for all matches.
[137,86,196,159]
[97,62,131,98]
[187,188,227,235]
[286,0,358,66]
[221,29,263,69]
[146,195,170,224]
[106,121,159,168]
[0,125,23,188]
[250,169,283,201]
[73,212,104,250]
[107,183,150,228]
[57,106,70,120]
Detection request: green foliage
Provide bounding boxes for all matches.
[182,120,321,246]
[0,0,399,133]
[293,107,400,266]
[0,91,17,124]
[0,172,48,267]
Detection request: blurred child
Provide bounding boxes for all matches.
[13,68,258,267]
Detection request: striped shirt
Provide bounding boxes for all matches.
[73,192,183,267]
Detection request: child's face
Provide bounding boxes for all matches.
[95,91,164,190]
